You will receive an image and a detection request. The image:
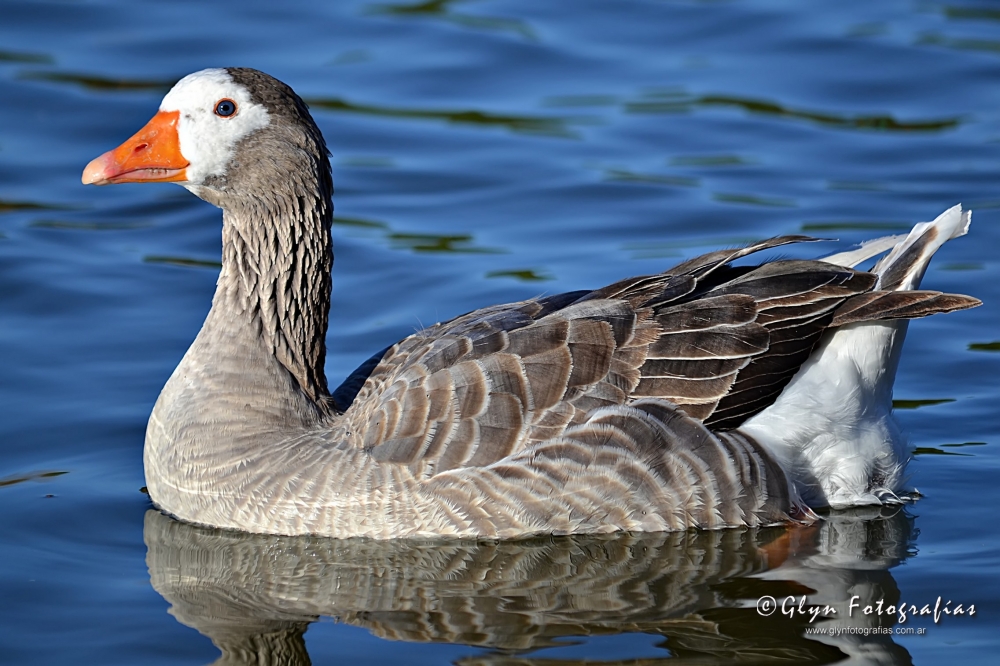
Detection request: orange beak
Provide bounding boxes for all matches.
[82,110,189,185]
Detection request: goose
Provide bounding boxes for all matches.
[83,68,980,539]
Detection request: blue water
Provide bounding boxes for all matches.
[1,1,998,663]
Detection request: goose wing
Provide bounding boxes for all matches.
[338,235,963,479]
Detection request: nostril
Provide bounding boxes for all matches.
[134,143,148,153]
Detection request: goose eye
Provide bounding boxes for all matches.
[214,99,237,117]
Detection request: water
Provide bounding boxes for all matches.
[1,0,998,663]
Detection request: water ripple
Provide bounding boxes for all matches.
[307,96,582,137]
[626,93,961,132]
[0,49,52,64]
[0,470,68,488]
[19,70,175,93]
[367,0,537,40]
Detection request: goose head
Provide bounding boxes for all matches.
[82,68,335,408]
[82,68,331,210]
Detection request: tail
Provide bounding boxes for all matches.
[872,204,971,290]
[740,206,979,509]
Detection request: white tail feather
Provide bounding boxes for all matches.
[873,204,970,290]
[821,234,906,268]
[741,206,969,509]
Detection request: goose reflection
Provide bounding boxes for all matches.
[144,508,914,665]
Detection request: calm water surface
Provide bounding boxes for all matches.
[1,1,998,663]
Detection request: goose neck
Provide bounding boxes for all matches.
[214,190,334,408]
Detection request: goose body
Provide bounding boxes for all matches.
[83,68,980,539]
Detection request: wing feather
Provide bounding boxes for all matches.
[340,232,977,484]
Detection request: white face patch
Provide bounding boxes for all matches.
[160,68,271,188]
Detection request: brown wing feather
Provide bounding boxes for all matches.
[702,262,877,429]
[345,296,656,476]
[342,234,975,480]
[831,290,981,326]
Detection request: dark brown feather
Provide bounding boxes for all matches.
[832,291,981,326]
[344,233,978,479]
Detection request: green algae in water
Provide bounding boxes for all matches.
[486,269,554,282]
[144,256,223,269]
